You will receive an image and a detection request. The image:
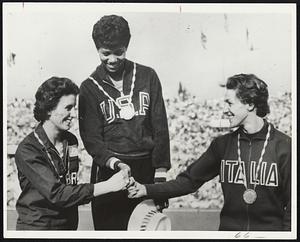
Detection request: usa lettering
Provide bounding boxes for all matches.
[220,160,278,187]
[100,92,150,123]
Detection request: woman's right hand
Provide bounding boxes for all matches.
[106,170,129,192]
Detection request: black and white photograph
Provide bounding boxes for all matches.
[3,2,297,239]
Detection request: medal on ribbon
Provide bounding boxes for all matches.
[119,103,135,120]
[89,63,137,121]
[243,189,257,204]
[237,124,271,205]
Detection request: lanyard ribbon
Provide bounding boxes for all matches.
[237,123,271,190]
[89,63,137,109]
[34,130,67,179]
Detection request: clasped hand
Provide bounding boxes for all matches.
[112,162,147,197]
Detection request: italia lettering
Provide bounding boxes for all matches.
[220,160,278,187]
[220,160,225,182]
[265,163,278,186]
[250,161,259,185]
[226,160,239,183]
[234,161,245,184]
[260,162,267,185]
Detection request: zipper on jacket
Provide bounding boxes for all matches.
[50,147,62,159]
[246,139,252,231]
[49,147,67,175]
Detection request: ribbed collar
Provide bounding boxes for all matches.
[235,119,275,141]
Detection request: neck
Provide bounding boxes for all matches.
[42,121,61,145]
[242,115,265,134]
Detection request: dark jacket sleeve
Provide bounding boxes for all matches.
[278,136,291,231]
[149,69,171,169]
[146,137,222,199]
[78,81,115,167]
[15,143,94,208]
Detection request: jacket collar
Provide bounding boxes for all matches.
[35,123,54,150]
[35,123,69,150]
[234,119,275,141]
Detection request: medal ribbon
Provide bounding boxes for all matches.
[34,131,66,179]
[89,63,137,110]
[237,123,271,190]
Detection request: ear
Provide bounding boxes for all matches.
[247,103,255,112]
[47,110,53,117]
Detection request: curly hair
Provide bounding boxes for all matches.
[92,15,131,50]
[225,74,270,117]
[33,77,79,122]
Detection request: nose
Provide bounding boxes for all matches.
[107,54,118,64]
[70,107,77,119]
[223,105,231,116]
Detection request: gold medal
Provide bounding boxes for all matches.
[243,189,257,204]
[119,104,135,120]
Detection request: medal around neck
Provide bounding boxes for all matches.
[243,189,257,204]
[119,104,135,120]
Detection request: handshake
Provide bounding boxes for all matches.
[107,161,168,211]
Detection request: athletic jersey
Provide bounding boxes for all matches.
[15,123,94,230]
[146,121,291,231]
[78,59,171,170]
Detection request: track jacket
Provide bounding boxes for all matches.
[78,59,171,173]
[15,124,94,230]
[146,121,291,231]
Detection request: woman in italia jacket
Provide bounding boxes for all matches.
[128,73,291,231]
[144,122,291,231]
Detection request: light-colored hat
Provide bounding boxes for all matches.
[127,199,171,231]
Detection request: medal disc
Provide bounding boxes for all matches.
[120,105,135,120]
[243,189,257,204]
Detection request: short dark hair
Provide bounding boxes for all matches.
[33,77,79,122]
[92,15,131,50]
[225,74,270,117]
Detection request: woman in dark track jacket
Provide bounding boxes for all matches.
[15,77,129,230]
[79,15,171,230]
[128,74,291,231]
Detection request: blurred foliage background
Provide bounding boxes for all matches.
[6,87,291,209]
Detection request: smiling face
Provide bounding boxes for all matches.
[98,46,127,74]
[48,94,77,132]
[224,89,252,128]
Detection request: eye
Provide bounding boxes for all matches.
[66,105,73,111]
[114,50,124,56]
[102,52,111,56]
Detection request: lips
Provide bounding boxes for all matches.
[106,63,120,70]
[63,118,72,126]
